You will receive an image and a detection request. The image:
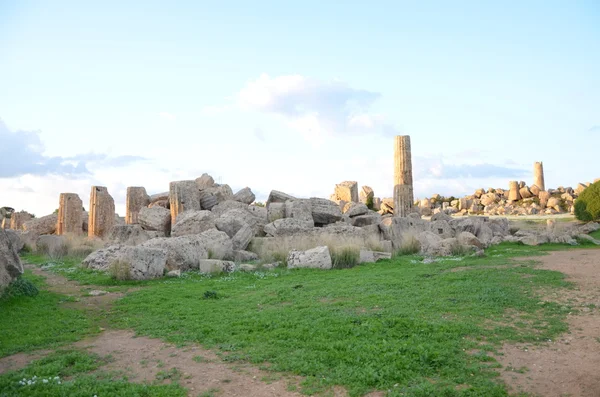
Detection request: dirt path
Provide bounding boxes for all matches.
[0,264,306,397]
[499,249,600,397]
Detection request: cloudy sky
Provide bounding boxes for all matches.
[1,1,599,216]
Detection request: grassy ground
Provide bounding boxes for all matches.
[0,350,186,397]
[0,270,93,357]
[4,239,599,396]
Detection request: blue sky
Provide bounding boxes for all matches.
[1,1,599,216]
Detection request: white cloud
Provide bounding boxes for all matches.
[234,74,396,143]
[158,112,176,120]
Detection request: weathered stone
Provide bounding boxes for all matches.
[10,211,32,231]
[343,202,369,217]
[267,202,285,222]
[352,213,382,227]
[232,187,256,204]
[171,210,216,237]
[195,173,215,190]
[533,162,545,191]
[547,197,561,210]
[82,245,167,280]
[199,259,236,273]
[149,192,169,204]
[0,228,24,294]
[239,263,258,272]
[359,186,374,206]
[508,181,521,201]
[359,250,391,263]
[538,191,551,208]
[198,190,219,210]
[23,213,58,236]
[285,199,315,225]
[214,207,265,236]
[310,198,342,225]
[575,183,587,196]
[247,205,267,221]
[233,250,259,262]
[149,199,170,209]
[519,186,533,199]
[457,231,484,249]
[57,193,83,235]
[138,206,171,236]
[429,220,454,239]
[89,186,115,238]
[106,225,151,246]
[1,218,9,229]
[415,231,442,256]
[264,218,313,237]
[4,230,23,253]
[232,224,254,251]
[167,270,181,277]
[141,235,209,271]
[212,184,233,203]
[215,215,246,238]
[287,246,332,270]
[125,187,150,224]
[530,185,541,196]
[393,135,414,217]
[197,229,234,260]
[334,181,359,203]
[169,180,201,225]
[266,190,296,207]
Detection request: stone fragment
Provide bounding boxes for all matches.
[359,186,374,206]
[195,173,215,189]
[334,181,359,203]
[352,213,382,227]
[538,191,551,207]
[138,206,171,236]
[171,210,216,237]
[310,198,342,225]
[239,263,258,272]
[530,185,541,196]
[106,225,152,246]
[82,245,167,280]
[264,218,313,237]
[233,250,259,262]
[359,250,392,263]
[23,213,58,236]
[199,259,236,273]
[169,180,201,225]
[89,186,115,238]
[0,228,24,294]
[287,246,332,270]
[141,235,209,271]
[125,187,150,224]
[519,186,533,199]
[232,224,254,251]
[343,202,369,217]
[57,193,83,235]
[232,187,256,204]
[575,183,587,196]
[266,190,296,207]
[457,231,484,249]
[9,211,32,231]
[508,181,521,201]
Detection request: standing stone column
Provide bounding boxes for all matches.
[533,162,545,191]
[57,193,83,235]
[169,180,201,225]
[508,181,521,201]
[125,187,150,224]
[393,135,414,217]
[88,186,115,238]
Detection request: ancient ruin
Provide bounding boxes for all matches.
[125,187,150,225]
[533,161,545,191]
[57,193,83,235]
[169,180,201,225]
[393,135,414,217]
[9,211,32,231]
[88,186,115,238]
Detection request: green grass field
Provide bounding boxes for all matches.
[3,238,599,396]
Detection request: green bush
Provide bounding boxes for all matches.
[1,277,39,300]
[365,195,374,210]
[330,247,360,269]
[574,181,600,222]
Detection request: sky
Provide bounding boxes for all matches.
[1,0,599,216]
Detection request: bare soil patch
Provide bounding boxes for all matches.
[499,249,600,397]
[0,264,311,396]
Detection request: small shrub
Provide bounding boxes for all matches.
[330,247,360,269]
[203,290,219,299]
[366,196,374,210]
[575,181,600,222]
[394,233,420,256]
[253,202,266,207]
[1,277,39,300]
[108,260,132,280]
